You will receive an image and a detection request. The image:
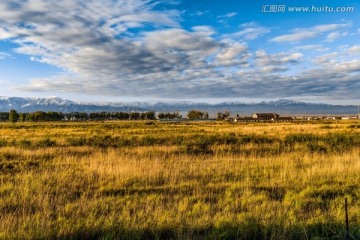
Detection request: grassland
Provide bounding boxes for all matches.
[0,120,359,239]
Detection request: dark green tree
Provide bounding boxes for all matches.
[144,111,155,120]
[32,111,47,122]
[19,113,28,122]
[129,112,141,120]
[217,111,230,120]
[158,112,182,119]
[187,110,209,120]
[9,110,19,123]
[0,112,10,122]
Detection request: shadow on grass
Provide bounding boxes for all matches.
[32,222,359,240]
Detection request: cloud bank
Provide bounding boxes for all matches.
[0,0,359,99]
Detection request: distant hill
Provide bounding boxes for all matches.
[0,96,358,116]
[0,96,146,113]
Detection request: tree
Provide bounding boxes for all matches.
[9,110,19,123]
[217,111,230,120]
[129,112,141,120]
[204,112,209,119]
[0,112,9,122]
[144,111,155,120]
[19,113,28,122]
[158,112,182,120]
[187,110,209,120]
[32,111,46,122]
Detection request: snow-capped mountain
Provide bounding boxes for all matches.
[260,99,307,106]
[0,97,358,115]
[0,96,146,112]
[21,96,76,108]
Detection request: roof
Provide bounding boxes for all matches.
[254,113,278,117]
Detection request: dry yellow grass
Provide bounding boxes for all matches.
[0,121,359,239]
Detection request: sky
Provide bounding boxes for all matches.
[0,0,359,104]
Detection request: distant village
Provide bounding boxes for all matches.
[160,111,360,123]
[227,113,360,122]
[163,111,360,122]
[0,109,359,123]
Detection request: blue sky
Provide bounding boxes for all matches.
[0,0,359,104]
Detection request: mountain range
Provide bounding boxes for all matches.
[0,96,359,116]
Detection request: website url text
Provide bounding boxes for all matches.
[261,5,354,13]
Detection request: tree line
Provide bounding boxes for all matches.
[1,110,156,122]
[0,110,211,122]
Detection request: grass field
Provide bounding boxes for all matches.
[0,120,359,239]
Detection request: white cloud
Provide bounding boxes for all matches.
[223,23,270,40]
[259,66,288,73]
[225,12,238,18]
[0,28,16,39]
[0,0,184,74]
[313,52,338,65]
[217,12,238,24]
[293,44,328,52]
[347,45,360,55]
[0,52,11,59]
[313,23,351,32]
[217,44,247,60]
[234,27,270,40]
[271,30,318,43]
[255,50,303,67]
[325,31,348,42]
[333,60,360,72]
[218,12,238,19]
[191,26,216,36]
[215,43,249,66]
[271,23,351,43]
[194,11,208,16]
[313,49,360,73]
[280,53,304,63]
[145,28,217,52]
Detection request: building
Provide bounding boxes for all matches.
[234,117,257,122]
[253,113,280,121]
[235,113,293,122]
[277,117,293,122]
